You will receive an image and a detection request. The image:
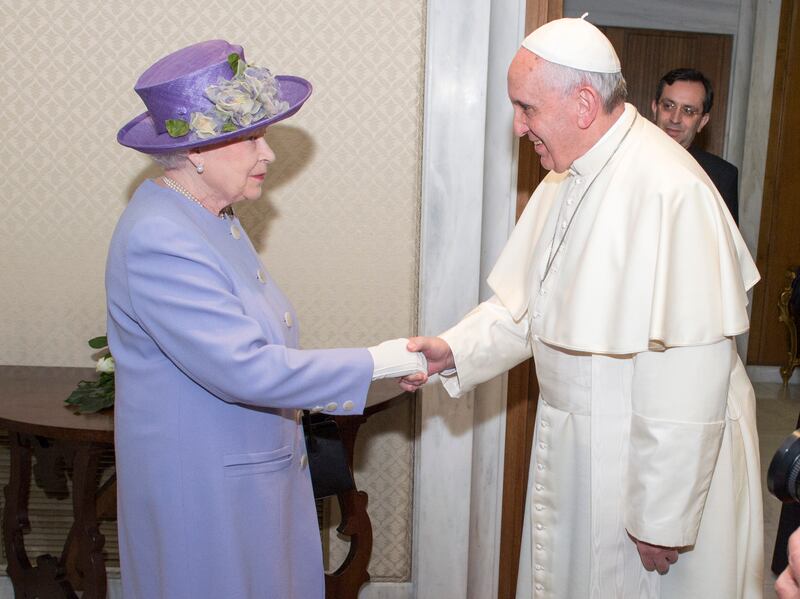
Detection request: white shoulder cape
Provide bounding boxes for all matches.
[487,105,759,354]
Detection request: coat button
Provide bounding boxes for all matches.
[283,312,293,328]
[310,406,323,414]
[536,523,544,530]
[343,400,354,411]
[536,484,544,491]
[535,543,543,551]
[300,454,308,469]
[230,225,241,239]
[535,584,544,591]
[537,464,544,471]
[256,270,266,283]
[535,565,544,571]
[326,402,338,411]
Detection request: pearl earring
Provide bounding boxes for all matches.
[196,163,205,174]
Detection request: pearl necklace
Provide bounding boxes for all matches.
[161,176,232,219]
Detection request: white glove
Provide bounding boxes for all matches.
[367,338,428,381]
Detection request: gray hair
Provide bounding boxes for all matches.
[540,59,627,113]
[149,151,191,170]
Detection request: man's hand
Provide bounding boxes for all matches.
[776,528,800,598]
[630,534,679,575]
[398,336,454,392]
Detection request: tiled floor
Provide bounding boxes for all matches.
[758,381,800,598]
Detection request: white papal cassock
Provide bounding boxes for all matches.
[439,104,763,599]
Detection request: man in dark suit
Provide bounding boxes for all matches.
[652,68,739,224]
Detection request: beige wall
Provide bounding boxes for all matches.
[0,0,425,583]
[0,0,424,365]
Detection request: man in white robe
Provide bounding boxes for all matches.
[401,16,762,599]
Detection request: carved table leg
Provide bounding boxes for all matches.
[3,431,33,597]
[63,443,107,598]
[2,432,79,598]
[325,415,373,599]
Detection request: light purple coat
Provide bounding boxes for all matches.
[106,180,373,598]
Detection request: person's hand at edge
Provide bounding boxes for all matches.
[777,528,800,598]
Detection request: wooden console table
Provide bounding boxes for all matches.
[0,366,114,598]
[0,366,409,599]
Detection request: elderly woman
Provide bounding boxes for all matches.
[109,40,423,599]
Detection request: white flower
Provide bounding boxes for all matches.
[96,356,115,374]
[189,112,220,139]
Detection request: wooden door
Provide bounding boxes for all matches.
[747,0,800,366]
[601,26,733,156]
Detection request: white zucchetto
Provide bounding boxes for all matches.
[522,14,621,74]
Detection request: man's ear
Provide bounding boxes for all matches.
[576,86,600,129]
[696,113,710,134]
[651,99,658,119]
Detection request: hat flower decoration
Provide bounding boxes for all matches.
[167,53,289,140]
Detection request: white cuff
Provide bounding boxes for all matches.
[368,338,428,380]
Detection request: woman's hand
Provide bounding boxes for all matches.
[399,336,454,392]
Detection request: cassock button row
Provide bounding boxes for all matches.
[230,225,241,239]
[300,454,308,469]
[256,270,266,283]
[326,402,338,411]
[283,312,293,328]
[343,400,354,411]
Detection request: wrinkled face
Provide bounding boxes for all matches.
[195,128,276,204]
[508,49,580,174]
[651,80,710,149]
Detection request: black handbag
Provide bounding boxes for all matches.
[302,413,356,499]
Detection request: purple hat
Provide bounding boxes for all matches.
[117,40,312,154]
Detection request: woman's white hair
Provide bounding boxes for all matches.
[149,151,191,170]
[541,59,627,113]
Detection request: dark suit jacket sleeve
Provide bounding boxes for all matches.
[689,145,739,225]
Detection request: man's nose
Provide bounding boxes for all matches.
[512,110,529,137]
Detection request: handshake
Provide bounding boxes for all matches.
[366,337,455,391]
[367,338,428,380]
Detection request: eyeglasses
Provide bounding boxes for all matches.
[658,99,703,118]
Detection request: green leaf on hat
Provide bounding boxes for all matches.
[222,122,238,133]
[165,119,190,138]
[227,53,245,77]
